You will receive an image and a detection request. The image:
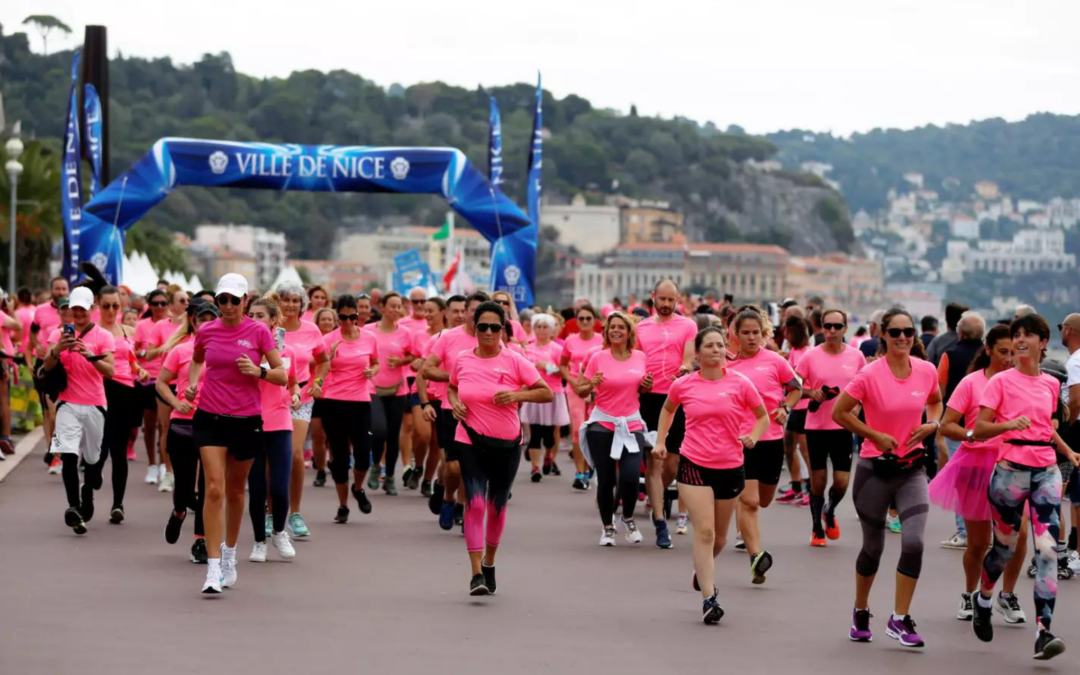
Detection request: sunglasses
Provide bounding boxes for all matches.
[356,293,371,300]
[338,313,360,322]
[216,295,243,306]
[1058,324,1077,333]
[476,323,504,333]
[495,300,511,307]
[822,323,846,331]
[100,303,122,310]
[577,315,595,322]
[886,327,916,339]
[176,298,189,304]
[411,299,426,305]
[150,301,168,307]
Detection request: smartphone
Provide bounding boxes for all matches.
[63,324,76,338]
[275,327,286,351]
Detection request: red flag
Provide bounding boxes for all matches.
[442,250,461,291]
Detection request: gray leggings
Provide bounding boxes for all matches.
[851,457,929,579]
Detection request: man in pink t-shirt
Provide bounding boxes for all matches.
[43,287,115,535]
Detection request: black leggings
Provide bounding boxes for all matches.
[586,426,642,526]
[88,380,141,509]
[371,394,407,477]
[528,424,555,450]
[169,422,205,537]
[248,430,292,541]
[458,439,522,553]
[323,399,373,484]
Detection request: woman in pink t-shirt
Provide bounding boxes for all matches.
[559,303,603,490]
[411,297,447,497]
[300,284,329,324]
[158,299,218,564]
[832,308,943,648]
[972,314,1080,657]
[246,298,300,563]
[576,312,653,545]
[779,314,813,509]
[521,313,570,482]
[931,323,1029,622]
[653,326,768,624]
[447,300,552,596]
[186,274,287,595]
[134,289,170,485]
[274,282,330,539]
[726,307,802,586]
[368,292,414,495]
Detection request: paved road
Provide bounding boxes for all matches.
[1,438,1076,674]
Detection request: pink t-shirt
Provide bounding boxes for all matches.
[509,320,528,344]
[260,344,297,432]
[283,320,326,403]
[583,349,647,432]
[398,315,427,334]
[193,317,276,417]
[155,318,184,353]
[635,314,698,395]
[845,357,939,459]
[727,348,798,441]
[34,303,62,340]
[162,341,202,421]
[0,310,15,355]
[668,370,764,469]
[372,324,413,395]
[788,346,811,411]
[16,305,34,351]
[562,332,604,381]
[321,327,378,402]
[108,326,138,387]
[48,325,115,406]
[451,347,540,445]
[431,326,478,409]
[795,344,867,431]
[525,340,564,391]
[945,370,999,454]
[979,367,1061,466]
[135,317,168,378]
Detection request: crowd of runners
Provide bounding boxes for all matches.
[7,272,1080,660]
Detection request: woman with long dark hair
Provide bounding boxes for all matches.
[368,292,412,495]
[560,303,603,490]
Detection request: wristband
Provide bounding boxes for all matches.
[260,367,268,380]
[314,377,324,387]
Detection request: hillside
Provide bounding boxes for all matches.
[0,23,852,264]
[767,114,1080,213]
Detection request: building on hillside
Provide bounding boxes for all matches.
[574,242,788,307]
[204,249,258,286]
[619,202,684,245]
[960,229,1076,275]
[974,180,1000,200]
[903,172,924,190]
[194,224,287,289]
[784,254,884,320]
[336,225,490,289]
[950,214,979,239]
[540,194,620,254]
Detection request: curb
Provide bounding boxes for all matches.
[0,427,46,484]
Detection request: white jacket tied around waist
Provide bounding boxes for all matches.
[579,407,656,466]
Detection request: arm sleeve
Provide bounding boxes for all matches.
[845,369,869,403]
[978,376,1004,413]
[163,348,181,373]
[742,376,764,409]
[946,377,970,414]
[449,355,461,388]
[666,377,684,406]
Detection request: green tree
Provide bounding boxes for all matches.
[22,15,70,55]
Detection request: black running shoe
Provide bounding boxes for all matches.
[972,596,993,642]
[542,460,552,476]
[109,505,125,525]
[65,507,87,535]
[80,484,95,523]
[702,593,724,625]
[454,503,465,526]
[750,550,773,585]
[313,470,327,487]
[351,485,372,514]
[407,469,421,491]
[421,480,433,498]
[190,538,208,564]
[469,573,490,596]
[549,462,561,477]
[531,468,542,483]
[1034,630,1065,660]
[572,476,586,490]
[429,481,444,515]
[481,560,497,595]
[165,510,186,544]
[401,466,414,487]
[334,505,350,523]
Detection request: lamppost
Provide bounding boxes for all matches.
[5,137,24,294]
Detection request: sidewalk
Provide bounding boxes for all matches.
[0,427,46,483]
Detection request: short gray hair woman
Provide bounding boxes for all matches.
[274,281,309,315]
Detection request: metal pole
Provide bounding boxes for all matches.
[7,171,14,293]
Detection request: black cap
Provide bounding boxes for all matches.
[187,298,221,318]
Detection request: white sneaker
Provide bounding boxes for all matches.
[202,564,223,594]
[996,592,1027,624]
[272,530,297,559]
[144,466,159,485]
[249,542,267,563]
[220,545,237,588]
[675,513,689,535]
[941,532,967,550]
[158,464,167,481]
[599,527,616,547]
[623,519,643,544]
[957,592,973,620]
[158,472,175,493]
[1067,550,1080,574]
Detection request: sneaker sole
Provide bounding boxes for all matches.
[885,627,924,648]
[751,553,773,585]
[1034,638,1065,660]
[848,633,873,643]
[202,584,223,594]
[109,509,124,524]
[470,585,491,596]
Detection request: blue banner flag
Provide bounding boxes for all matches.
[79,139,534,294]
[488,96,504,188]
[61,50,84,283]
[83,84,103,199]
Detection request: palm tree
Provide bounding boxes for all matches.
[22,15,72,56]
[0,141,63,289]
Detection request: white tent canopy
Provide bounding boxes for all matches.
[270,265,303,290]
[120,250,203,295]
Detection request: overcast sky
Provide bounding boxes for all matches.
[6,0,1080,136]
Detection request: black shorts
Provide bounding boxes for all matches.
[436,405,460,462]
[154,383,177,405]
[806,429,854,473]
[787,408,807,434]
[136,383,158,412]
[677,455,745,500]
[639,392,685,455]
[193,409,263,461]
[744,438,785,485]
[311,398,325,420]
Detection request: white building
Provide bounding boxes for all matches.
[950,215,979,239]
[194,224,287,289]
[336,225,491,288]
[961,229,1076,275]
[540,194,620,255]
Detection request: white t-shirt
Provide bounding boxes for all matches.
[1064,350,1080,406]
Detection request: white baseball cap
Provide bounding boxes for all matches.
[70,286,95,310]
[214,273,249,298]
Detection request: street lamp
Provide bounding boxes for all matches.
[5,136,24,294]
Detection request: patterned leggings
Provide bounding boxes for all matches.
[981,461,1062,630]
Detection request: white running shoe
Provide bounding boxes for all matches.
[675,513,689,535]
[599,527,616,547]
[271,530,296,559]
[220,546,238,588]
[623,519,643,544]
[941,533,967,550]
[996,593,1027,624]
[144,465,159,484]
[202,564,223,594]
[1067,550,1080,574]
[158,463,167,481]
[957,592,973,620]
[158,472,175,493]
[249,542,267,563]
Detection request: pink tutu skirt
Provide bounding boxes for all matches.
[928,445,997,521]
